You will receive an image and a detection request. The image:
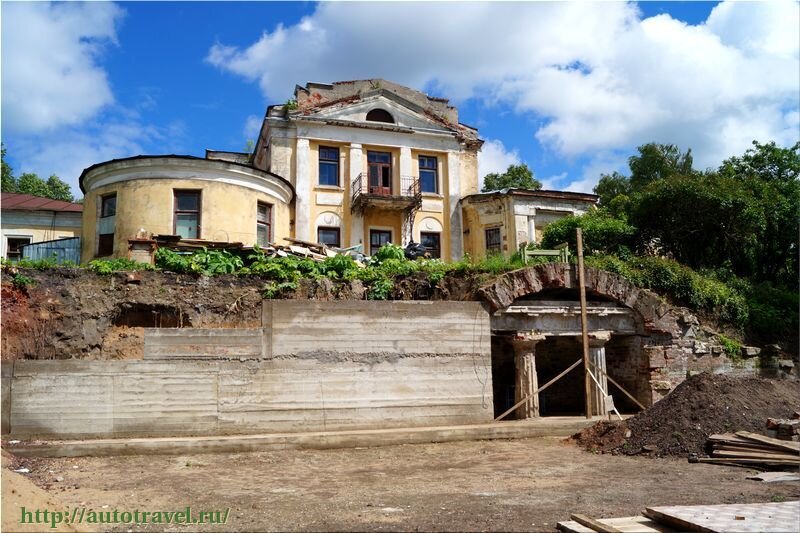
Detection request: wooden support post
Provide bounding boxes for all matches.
[576,228,592,420]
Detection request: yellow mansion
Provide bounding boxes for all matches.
[78,79,595,263]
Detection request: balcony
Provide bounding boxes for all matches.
[351,173,422,212]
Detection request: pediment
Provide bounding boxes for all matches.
[303,94,455,133]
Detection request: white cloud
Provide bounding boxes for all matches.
[478,139,521,182]
[207,1,799,174]
[243,115,262,140]
[1,2,124,134]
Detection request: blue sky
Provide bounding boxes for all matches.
[2,1,798,197]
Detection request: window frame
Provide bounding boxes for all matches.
[318,146,340,187]
[367,151,393,195]
[485,227,502,255]
[173,189,202,239]
[100,193,117,218]
[420,231,441,259]
[369,229,392,256]
[418,155,439,194]
[5,236,32,262]
[317,226,341,248]
[256,201,273,247]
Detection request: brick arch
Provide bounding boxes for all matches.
[476,263,680,337]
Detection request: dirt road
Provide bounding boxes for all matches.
[5,438,799,532]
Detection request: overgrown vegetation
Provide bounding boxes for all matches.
[87,258,155,275]
[542,140,799,344]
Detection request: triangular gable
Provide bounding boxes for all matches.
[302,93,456,133]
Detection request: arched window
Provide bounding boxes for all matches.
[366,108,395,123]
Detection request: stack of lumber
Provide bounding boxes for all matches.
[153,235,369,264]
[700,431,800,468]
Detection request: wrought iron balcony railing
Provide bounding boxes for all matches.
[351,174,421,209]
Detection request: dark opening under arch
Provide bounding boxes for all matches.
[366,108,395,123]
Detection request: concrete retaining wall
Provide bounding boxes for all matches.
[144,328,264,359]
[263,300,491,356]
[5,302,493,439]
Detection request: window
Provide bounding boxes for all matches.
[485,227,502,255]
[174,190,201,239]
[317,227,341,248]
[318,146,339,186]
[6,237,31,262]
[101,194,116,217]
[366,109,394,123]
[420,232,441,259]
[257,202,272,247]
[98,193,116,256]
[419,156,438,194]
[367,151,392,195]
[369,229,392,256]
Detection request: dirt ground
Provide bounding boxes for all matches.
[3,438,798,532]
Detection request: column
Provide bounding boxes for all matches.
[446,151,463,261]
[349,143,364,248]
[578,331,612,416]
[295,138,311,241]
[399,146,414,245]
[511,332,546,419]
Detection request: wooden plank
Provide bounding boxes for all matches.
[570,514,623,533]
[558,516,668,533]
[694,457,799,465]
[645,501,800,533]
[712,450,799,461]
[494,358,581,421]
[736,431,800,453]
[588,360,647,411]
[576,228,592,420]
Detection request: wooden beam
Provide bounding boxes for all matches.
[735,431,800,453]
[576,228,592,419]
[495,358,582,421]
[587,360,648,411]
[569,514,623,533]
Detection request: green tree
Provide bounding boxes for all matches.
[1,144,17,193]
[0,145,75,201]
[482,164,541,192]
[628,143,694,189]
[16,173,50,197]
[719,141,799,285]
[45,174,74,202]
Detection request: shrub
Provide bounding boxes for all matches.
[87,258,154,275]
[11,273,34,290]
[541,209,636,256]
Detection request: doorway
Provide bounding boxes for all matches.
[368,151,392,195]
[535,337,586,416]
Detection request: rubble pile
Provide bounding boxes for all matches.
[571,373,800,457]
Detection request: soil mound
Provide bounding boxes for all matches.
[571,373,800,456]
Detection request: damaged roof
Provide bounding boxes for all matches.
[1,193,83,213]
[462,188,599,203]
[268,79,482,147]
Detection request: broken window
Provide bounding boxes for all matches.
[419,155,438,194]
[319,146,339,186]
[257,202,272,247]
[174,190,201,239]
[485,227,502,255]
[317,227,341,248]
[420,231,441,259]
